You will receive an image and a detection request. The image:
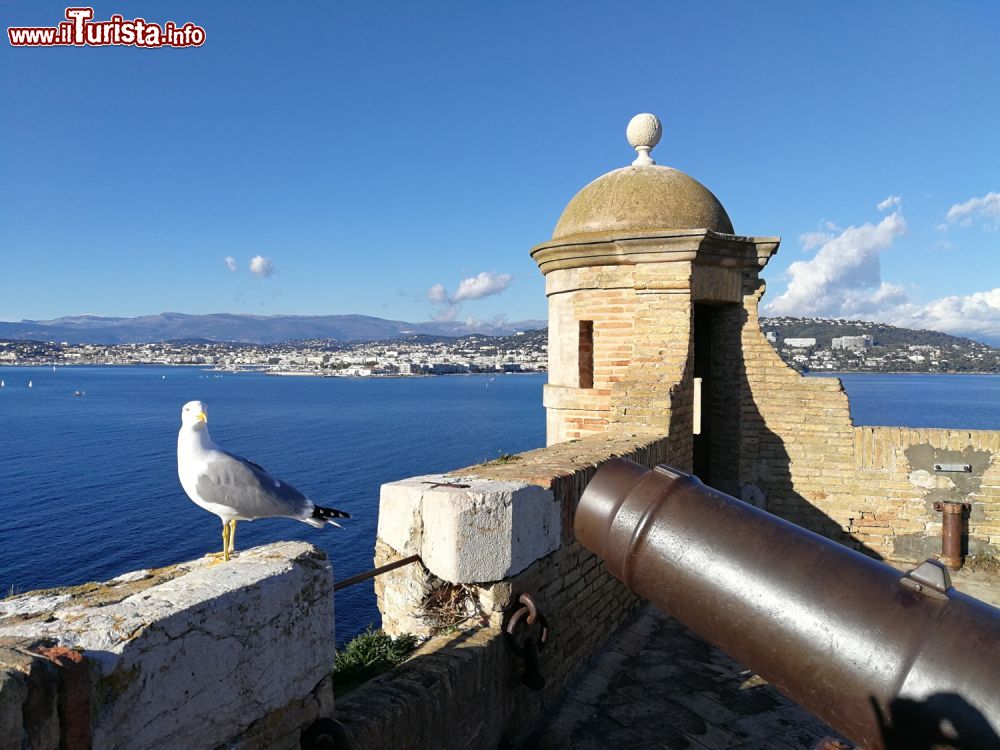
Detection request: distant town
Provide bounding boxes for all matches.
[1,318,998,375]
[0,330,549,376]
[761,317,1000,374]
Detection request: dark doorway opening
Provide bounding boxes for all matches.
[692,303,742,494]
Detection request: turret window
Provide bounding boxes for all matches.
[579,320,594,389]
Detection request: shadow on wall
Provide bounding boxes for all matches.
[335,623,521,750]
[699,300,883,560]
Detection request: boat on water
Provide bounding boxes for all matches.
[1,379,4,387]
[28,381,33,388]
[74,390,86,397]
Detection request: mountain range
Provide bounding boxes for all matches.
[0,313,547,345]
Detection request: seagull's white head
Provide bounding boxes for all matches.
[181,400,209,430]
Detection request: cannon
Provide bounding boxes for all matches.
[575,459,1000,750]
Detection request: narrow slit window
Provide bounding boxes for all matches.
[579,320,594,389]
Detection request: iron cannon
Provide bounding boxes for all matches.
[575,458,1000,750]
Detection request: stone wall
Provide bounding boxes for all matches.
[352,431,669,749]
[736,279,1000,563]
[850,426,1000,561]
[0,543,335,750]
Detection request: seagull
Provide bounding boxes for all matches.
[177,400,350,561]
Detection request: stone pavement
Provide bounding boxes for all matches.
[529,603,844,750]
[529,563,1000,750]
[941,565,1000,608]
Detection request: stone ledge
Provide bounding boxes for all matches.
[0,542,335,750]
[462,429,668,485]
[378,474,561,583]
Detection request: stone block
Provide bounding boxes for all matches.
[378,474,561,583]
[0,542,335,750]
[0,667,27,750]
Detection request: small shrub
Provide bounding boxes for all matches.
[483,451,522,466]
[333,627,418,697]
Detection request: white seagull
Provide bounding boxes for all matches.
[177,400,350,561]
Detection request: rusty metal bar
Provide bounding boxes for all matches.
[576,458,1000,750]
[934,501,970,571]
[333,555,422,592]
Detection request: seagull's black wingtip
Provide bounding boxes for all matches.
[312,505,351,522]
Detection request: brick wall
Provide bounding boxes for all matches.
[851,426,1000,561]
[736,279,1000,562]
[349,431,669,749]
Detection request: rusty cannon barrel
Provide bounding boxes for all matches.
[575,459,1000,750]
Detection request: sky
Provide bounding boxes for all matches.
[2,1,999,342]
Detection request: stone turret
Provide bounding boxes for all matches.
[532,114,779,472]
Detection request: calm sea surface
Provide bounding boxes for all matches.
[1,367,997,641]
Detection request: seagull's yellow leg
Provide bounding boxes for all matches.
[227,520,237,558]
[208,520,230,563]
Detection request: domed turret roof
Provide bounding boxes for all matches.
[552,114,734,240]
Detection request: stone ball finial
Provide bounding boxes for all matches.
[626,113,662,166]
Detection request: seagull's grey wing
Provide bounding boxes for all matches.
[195,451,311,519]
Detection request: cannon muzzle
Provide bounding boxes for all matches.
[576,458,1000,749]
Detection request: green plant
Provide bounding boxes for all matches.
[483,451,522,466]
[333,627,419,697]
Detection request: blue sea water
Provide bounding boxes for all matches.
[0,367,545,642]
[1,367,997,642]
[810,372,1000,430]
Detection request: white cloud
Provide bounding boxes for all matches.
[877,195,902,212]
[768,205,1000,343]
[224,256,238,272]
[249,255,275,278]
[452,271,512,302]
[427,271,512,322]
[890,289,1000,344]
[799,231,835,251]
[767,212,908,317]
[944,191,1000,228]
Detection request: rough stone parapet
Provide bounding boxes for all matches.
[367,431,658,741]
[377,474,561,584]
[0,542,335,750]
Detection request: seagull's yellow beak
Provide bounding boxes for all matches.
[197,411,208,423]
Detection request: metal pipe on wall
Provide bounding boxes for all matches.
[934,501,970,571]
[575,458,1000,750]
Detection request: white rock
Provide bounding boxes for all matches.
[111,569,152,583]
[377,474,560,583]
[0,542,334,750]
[0,593,71,617]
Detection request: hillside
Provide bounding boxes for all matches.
[761,317,999,373]
[0,313,546,344]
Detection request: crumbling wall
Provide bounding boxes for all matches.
[0,542,335,750]
[852,426,1000,562]
[737,280,1000,562]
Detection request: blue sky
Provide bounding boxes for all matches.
[2,1,998,341]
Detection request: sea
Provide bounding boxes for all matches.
[1,366,998,642]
